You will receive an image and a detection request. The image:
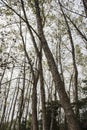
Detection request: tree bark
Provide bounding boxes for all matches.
[39,49,48,130]
[59,2,79,117]
[82,0,87,17]
[19,7,39,130]
[33,0,81,130]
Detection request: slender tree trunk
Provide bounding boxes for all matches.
[82,0,87,17]
[50,109,54,130]
[8,78,20,130]
[0,65,14,129]
[59,2,79,117]
[58,38,65,83]
[66,15,87,42]
[6,85,16,124]
[20,14,39,130]
[33,0,80,130]
[18,62,26,130]
[32,81,38,130]
[39,49,48,130]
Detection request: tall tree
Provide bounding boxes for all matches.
[33,0,80,130]
[59,1,79,117]
[39,47,48,130]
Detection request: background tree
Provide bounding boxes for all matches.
[0,0,87,130]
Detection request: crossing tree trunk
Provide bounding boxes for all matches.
[33,0,81,130]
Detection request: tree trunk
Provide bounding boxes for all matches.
[32,80,38,130]
[50,109,54,130]
[0,65,14,130]
[82,0,87,17]
[59,2,79,117]
[8,79,20,130]
[39,49,48,130]
[33,0,81,130]
[19,10,39,130]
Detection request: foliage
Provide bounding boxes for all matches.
[0,0,87,130]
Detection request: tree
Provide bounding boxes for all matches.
[33,0,80,130]
[0,0,87,130]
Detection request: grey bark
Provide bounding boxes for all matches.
[59,2,79,117]
[82,0,87,17]
[33,0,81,130]
[39,49,48,130]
